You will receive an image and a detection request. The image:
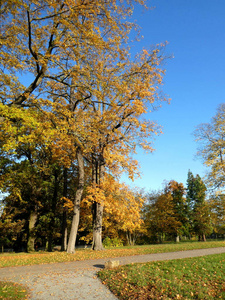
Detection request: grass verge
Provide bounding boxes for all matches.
[98,253,225,299]
[0,240,224,268]
[0,281,29,299]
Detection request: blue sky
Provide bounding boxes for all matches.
[123,0,225,191]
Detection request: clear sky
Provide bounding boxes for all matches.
[122,0,225,191]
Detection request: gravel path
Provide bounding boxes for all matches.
[0,247,225,299]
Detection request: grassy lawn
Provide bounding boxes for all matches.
[0,240,224,268]
[98,253,225,299]
[0,281,29,299]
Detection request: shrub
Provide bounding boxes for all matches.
[103,237,123,247]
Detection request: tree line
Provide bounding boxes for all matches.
[143,102,225,244]
[143,172,213,244]
[1,167,225,252]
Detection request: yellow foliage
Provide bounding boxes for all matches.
[62,197,74,213]
[83,176,144,234]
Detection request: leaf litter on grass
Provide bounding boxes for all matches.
[0,281,30,300]
[98,253,225,300]
[1,241,225,268]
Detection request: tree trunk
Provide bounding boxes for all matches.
[67,148,84,253]
[175,234,180,242]
[47,234,53,252]
[126,231,135,246]
[63,227,68,250]
[47,170,59,252]
[92,157,104,251]
[61,168,68,251]
[27,211,37,252]
[61,209,68,251]
[92,201,104,250]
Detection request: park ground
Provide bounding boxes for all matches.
[0,240,225,299]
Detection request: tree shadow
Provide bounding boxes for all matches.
[93,264,104,269]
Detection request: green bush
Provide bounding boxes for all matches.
[103,237,123,247]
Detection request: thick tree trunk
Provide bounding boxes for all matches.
[92,157,104,251]
[27,211,37,252]
[92,201,104,250]
[175,234,180,242]
[67,148,84,253]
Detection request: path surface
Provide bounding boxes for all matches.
[0,247,225,299]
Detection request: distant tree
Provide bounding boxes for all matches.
[208,193,225,237]
[165,180,189,241]
[194,103,225,189]
[193,201,212,241]
[186,171,212,241]
[144,190,181,243]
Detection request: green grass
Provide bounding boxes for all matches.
[0,240,224,268]
[98,253,225,299]
[0,281,29,299]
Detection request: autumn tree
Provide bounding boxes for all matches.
[83,176,144,246]
[165,180,188,241]
[61,5,167,250]
[73,42,167,250]
[186,171,212,241]
[208,193,225,238]
[144,190,181,243]
[194,103,225,189]
[0,0,140,253]
[1,0,168,253]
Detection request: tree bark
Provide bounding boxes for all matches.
[61,209,68,251]
[92,158,104,250]
[175,234,180,243]
[67,148,84,253]
[27,211,37,252]
[47,170,59,252]
[47,234,53,252]
[92,201,104,250]
[126,231,136,246]
[61,168,68,251]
